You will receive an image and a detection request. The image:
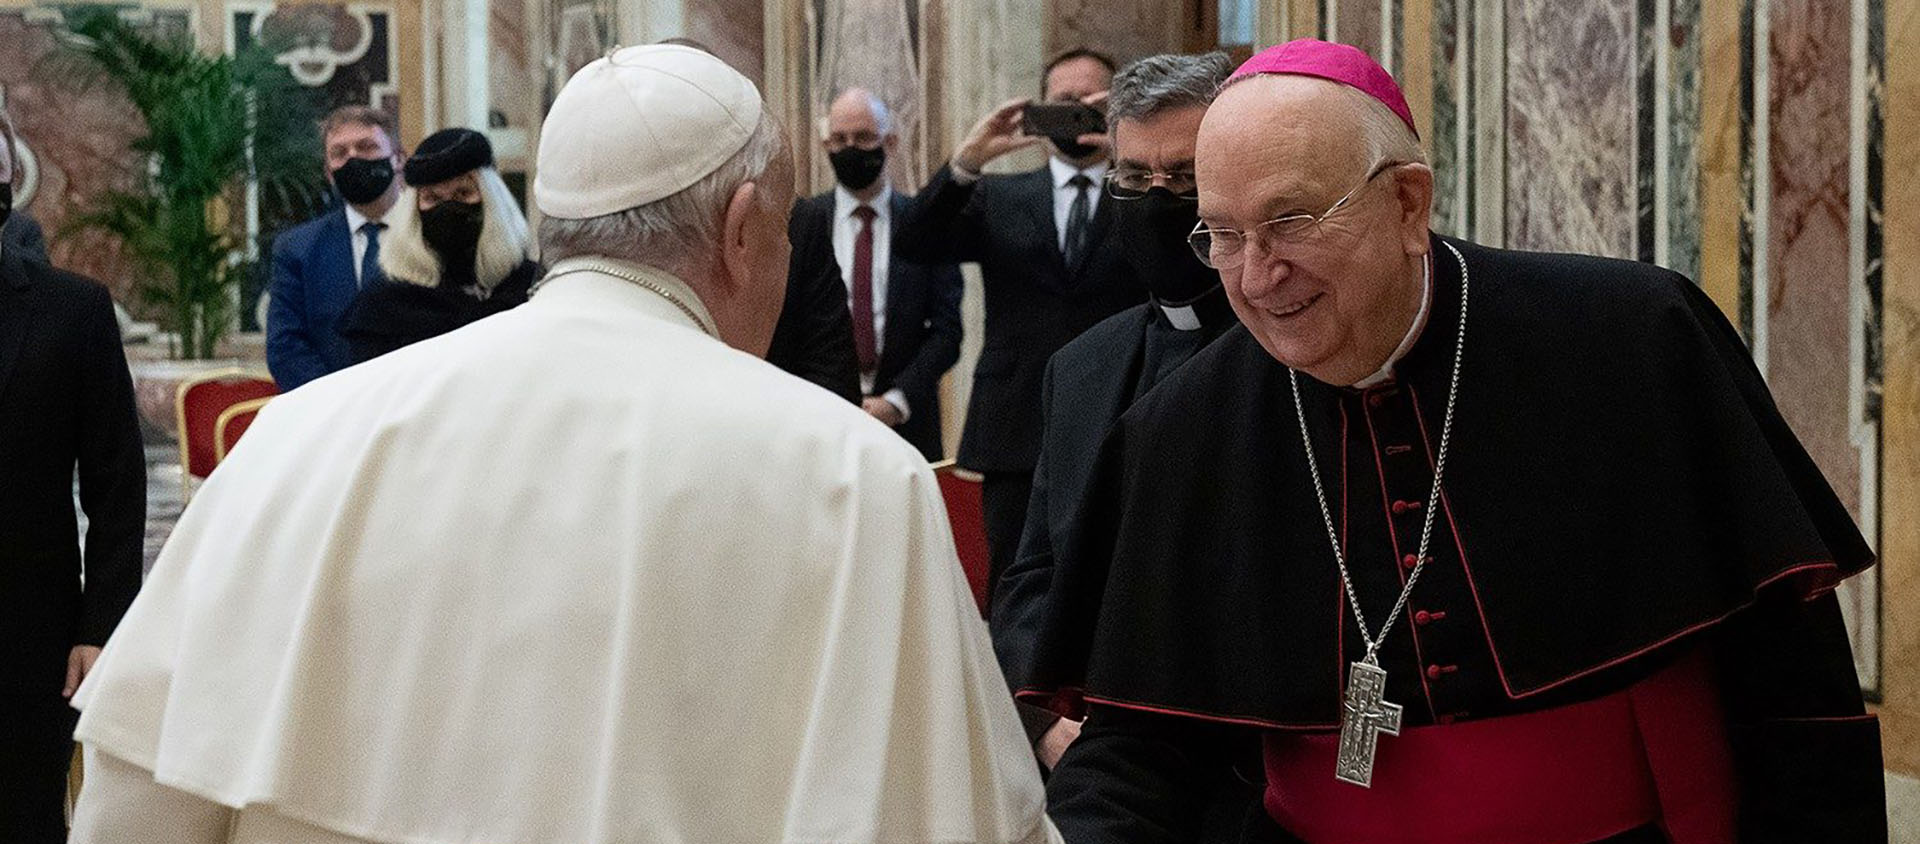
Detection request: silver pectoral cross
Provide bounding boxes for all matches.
[1335,659,1402,787]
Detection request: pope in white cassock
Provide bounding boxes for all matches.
[68,45,1058,844]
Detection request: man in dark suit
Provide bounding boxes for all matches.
[267,105,405,390]
[785,88,963,458]
[984,52,1259,839]
[0,105,145,843]
[896,48,1146,602]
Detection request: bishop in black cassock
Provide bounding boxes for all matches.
[1022,41,1886,844]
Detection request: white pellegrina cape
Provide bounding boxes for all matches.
[73,259,1058,844]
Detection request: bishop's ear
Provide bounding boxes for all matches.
[1391,163,1436,255]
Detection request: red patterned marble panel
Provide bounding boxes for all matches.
[0,12,149,307]
[687,0,764,85]
[1503,0,1637,258]
[1767,0,1860,516]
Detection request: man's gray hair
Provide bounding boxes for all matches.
[539,109,786,267]
[1107,52,1234,125]
[819,88,894,138]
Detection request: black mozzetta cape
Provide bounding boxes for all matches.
[1021,235,1876,729]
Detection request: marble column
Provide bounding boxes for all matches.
[814,0,924,194]
[1044,0,1182,63]
[1881,0,1920,790]
[932,0,1045,457]
[1503,0,1638,258]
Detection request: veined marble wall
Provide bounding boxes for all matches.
[0,7,188,307]
[1045,0,1183,64]
[1424,0,1885,693]
[1751,0,1885,690]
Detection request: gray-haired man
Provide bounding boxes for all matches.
[986,50,1257,834]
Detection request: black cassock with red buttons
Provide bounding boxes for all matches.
[1020,235,1886,844]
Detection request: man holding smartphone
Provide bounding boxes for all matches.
[896,48,1146,640]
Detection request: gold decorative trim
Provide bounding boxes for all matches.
[173,368,273,501]
[212,395,274,464]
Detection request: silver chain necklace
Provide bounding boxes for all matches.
[534,262,717,338]
[1287,241,1468,788]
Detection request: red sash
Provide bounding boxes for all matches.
[1262,649,1737,844]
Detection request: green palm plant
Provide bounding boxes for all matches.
[51,9,324,359]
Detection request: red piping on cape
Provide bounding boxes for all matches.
[1403,382,1849,699]
[1363,389,1441,721]
[1016,684,1341,731]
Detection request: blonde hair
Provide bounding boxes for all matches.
[379,166,532,289]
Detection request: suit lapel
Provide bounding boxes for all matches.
[1069,185,1116,281]
[878,192,919,374]
[323,209,356,289]
[0,252,41,402]
[1019,169,1070,288]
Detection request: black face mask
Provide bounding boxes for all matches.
[1049,134,1101,161]
[828,145,887,192]
[332,156,396,206]
[1114,186,1219,305]
[0,183,11,233]
[419,200,484,278]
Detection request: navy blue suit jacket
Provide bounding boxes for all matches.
[268,207,379,389]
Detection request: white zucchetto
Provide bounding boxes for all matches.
[534,44,764,220]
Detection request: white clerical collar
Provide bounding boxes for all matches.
[1160,304,1203,331]
[1049,156,1109,190]
[833,183,893,221]
[1351,253,1434,389]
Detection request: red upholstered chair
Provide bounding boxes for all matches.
[931,460,991,615]
[175,370,277,499]
[213,396,273,464]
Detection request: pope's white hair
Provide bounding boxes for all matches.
[379,167,532,289]
[538,109,786,268]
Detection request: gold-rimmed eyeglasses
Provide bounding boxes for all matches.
[1104,168,1197,200]
[1186,160,1402,269]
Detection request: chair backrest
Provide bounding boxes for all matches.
[175,370,278,485]
[213,396,274,464]
[931,460,991,615]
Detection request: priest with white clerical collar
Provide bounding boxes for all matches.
[1021,40,1885,844]
[68,44,1058,844]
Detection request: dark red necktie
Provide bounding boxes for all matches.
[851,205,878,374]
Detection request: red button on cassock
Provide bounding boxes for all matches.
[1401,554,1419,571]
[1427,664,1443,680]
[1414,610,1432,625]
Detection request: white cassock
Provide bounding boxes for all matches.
[70,258,1059,844]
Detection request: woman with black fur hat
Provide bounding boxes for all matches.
[339,127,540,363]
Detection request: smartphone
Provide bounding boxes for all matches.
[1020,103,1107,138]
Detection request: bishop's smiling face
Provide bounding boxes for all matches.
[1196,75,1433,386]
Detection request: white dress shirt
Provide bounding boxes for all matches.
[831,183,910,417]
[342,204,381,287]
[1048,157,1109,253]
